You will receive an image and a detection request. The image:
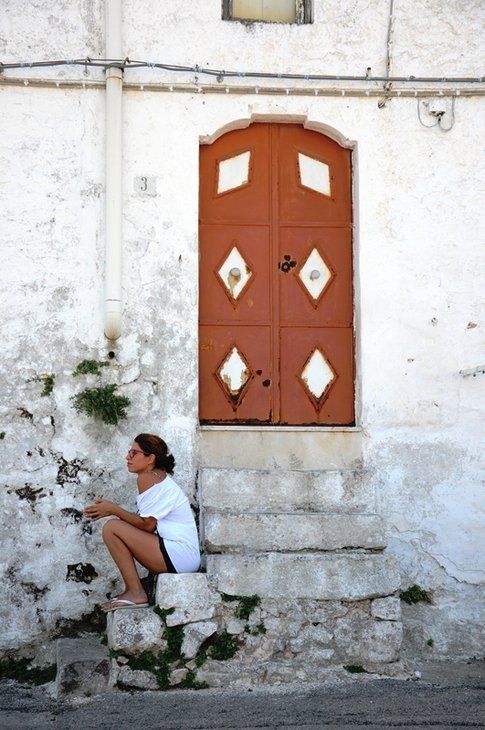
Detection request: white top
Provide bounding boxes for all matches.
[136,475,200,571]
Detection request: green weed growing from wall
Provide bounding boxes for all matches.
[399,585,430,605]
[40,374,55,397]
[71,384,130,425]
[73,360,110,377]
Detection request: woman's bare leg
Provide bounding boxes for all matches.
[101,520,168,609]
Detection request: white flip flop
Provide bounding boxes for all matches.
[103,599,149,613]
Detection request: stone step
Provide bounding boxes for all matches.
[204,513,386,552]
[206,552,400,601]
[55,637,110,697]
[199,467,374,514]
[199,429,362,470]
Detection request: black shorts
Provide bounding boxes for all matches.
[158,535,178,573]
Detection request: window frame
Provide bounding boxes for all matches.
[222,0,313,25]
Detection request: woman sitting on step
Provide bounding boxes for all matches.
[83,433,200,612]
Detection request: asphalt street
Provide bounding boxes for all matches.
[0,661,483,729]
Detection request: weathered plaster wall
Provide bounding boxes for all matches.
[0,1,484,660]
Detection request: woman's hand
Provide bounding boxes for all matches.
[83,499,118,521]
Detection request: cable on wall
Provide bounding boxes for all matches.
[0,57,483,85]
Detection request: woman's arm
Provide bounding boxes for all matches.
[83,499,157,532]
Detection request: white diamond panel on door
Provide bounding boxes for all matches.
[217,245,253,302]
[300,348,336,409]
[297,153,331,196]
[217,150,251,194]
[216,345,253,409]
[297,247,334,306]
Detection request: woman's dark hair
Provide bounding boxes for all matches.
[134,433,175,475]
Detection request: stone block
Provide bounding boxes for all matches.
[181,620,218,658]
[288,623,333,653]
[204,513,386,552]
[107,608,165,655]
[264,661,309,683]
[55,638,110,697]
[156,573,220,626]
[371,596,401,621]
[207,552,401,601]
[199,430,362,470]
[334,614,402,663]
[200,467,373,513]
[226,618,246,635]
[169,668,188,686]
[117,666,158,690]
[243,634,285,661]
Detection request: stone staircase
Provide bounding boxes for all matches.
[54,437,405,694]
[199,465,400,602]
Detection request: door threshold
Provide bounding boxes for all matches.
[200,425,361,432]
[199,428,363,470]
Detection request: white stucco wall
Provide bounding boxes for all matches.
[0,1,483,659]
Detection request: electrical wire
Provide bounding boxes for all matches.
[417,97,456,131]
[0,56,483,84]
[417,99,440,127]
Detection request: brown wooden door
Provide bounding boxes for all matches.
[199,123,354,425]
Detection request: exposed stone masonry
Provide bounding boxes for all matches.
[107,573,403,689]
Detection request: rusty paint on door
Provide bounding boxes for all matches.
[199,123,354,425]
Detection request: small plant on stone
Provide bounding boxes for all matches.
[222,593,262,621]
[0,432,5,440]
[194,653,207,668]
[40,374,55,397]
[234,594,261,621]
[0,656,57,685]
[179,669,209,690]
[426,638,434,647]
[208,630,239,661]
[128,650,158,672]
[399,584,430,605]
[154,606,175,622]
[100,634,108,646]
[73,359,110,377]
[343,665,367,674]
[108,648,124,660]
[251,622,267,636]
[72,384,130,425]
[164,625,185,663]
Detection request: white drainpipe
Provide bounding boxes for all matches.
[104,0,123,340]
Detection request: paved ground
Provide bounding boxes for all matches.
[1,661,483,729]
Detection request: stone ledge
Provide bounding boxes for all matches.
[199,430,362,470]
[204,513,386,552]
[206,552,400,600]
[200,467,374,513]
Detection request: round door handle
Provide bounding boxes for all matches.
[229,267,241,278]
[310,269,321,280]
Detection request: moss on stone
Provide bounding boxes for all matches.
[153,605,175,622]
[127,651,158,672]
[399,584,430,605]
[343,664,366,673]
[179,669,209,690]
[208,630,239,661]
[0,656,56,685]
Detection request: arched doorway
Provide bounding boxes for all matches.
[199,123,354,425]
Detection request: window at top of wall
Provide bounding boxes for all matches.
[222,0,312,24]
